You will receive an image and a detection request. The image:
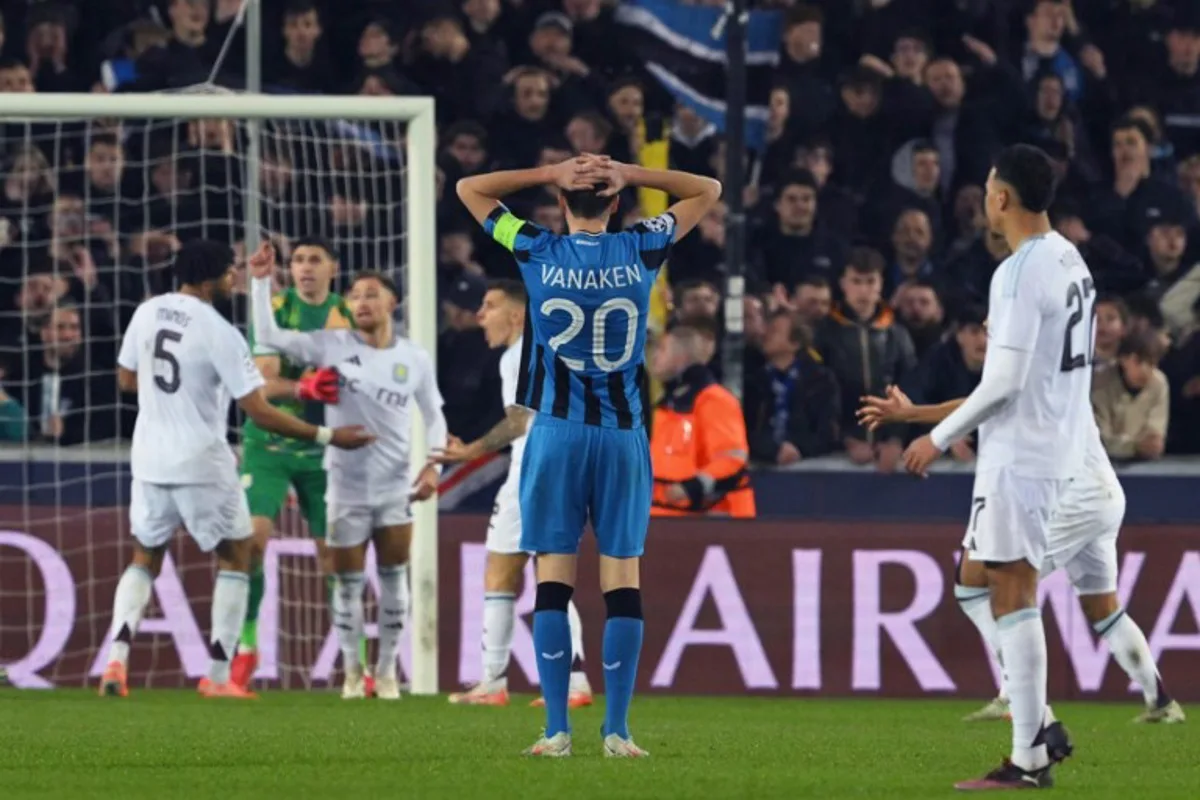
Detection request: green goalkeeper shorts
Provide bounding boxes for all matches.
[241,446,327,538]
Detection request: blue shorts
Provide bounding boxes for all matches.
[518,415,651,558]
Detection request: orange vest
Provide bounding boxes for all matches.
[650,366,756,518]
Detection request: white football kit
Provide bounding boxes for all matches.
[1042,421,1125,595]
[935,232,1096,568]
[486,337,530,555]
[118,293,260,552]
[251,276,448,547]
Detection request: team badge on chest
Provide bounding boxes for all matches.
[393,363,408,384]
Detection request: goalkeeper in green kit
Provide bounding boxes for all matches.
[233,237,369,691]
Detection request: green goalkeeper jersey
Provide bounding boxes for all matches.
[243,287,354,459]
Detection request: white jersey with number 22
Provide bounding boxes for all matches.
[978,231,1095,480]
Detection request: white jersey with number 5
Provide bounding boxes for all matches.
[979,231,1095,479]
[118,293,264,486]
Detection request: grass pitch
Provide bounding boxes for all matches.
[2,690,1196,799]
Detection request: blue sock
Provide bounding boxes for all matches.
[602,588,644,740]
[533,582,574,737]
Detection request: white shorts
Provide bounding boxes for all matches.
[1041,476,1126,595]
[130,476,251,553]
[962,468,1067,569]
[485,480,523,555]
[327,491,412,549]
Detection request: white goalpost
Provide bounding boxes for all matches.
[0,92,440,695]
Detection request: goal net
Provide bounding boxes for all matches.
[0,92,438,693]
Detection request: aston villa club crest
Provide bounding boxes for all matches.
[393,363,408,384]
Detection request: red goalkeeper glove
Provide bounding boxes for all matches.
[295,367,340,404]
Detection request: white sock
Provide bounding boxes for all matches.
[956,585,1007,699]
[481,591,516,685]
[1096,608,1164,707]
[567,599,585,664]
[376,563,409,680]
[333,571,366,672]
[209,570,250,684]
[997,608,1049,771]
[107,565,153,666]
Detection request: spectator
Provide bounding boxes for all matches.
[817,249,916,472]
[525,12,604,119]
[1142,210,1200,343]
[923,56,999,191]
[670,104,717,177]
[903,304,986,462]
[565,110,612,156]
[25,4,80,93]
[1019,0,1084,103]
[409,14,506,127]
[6,265,69,349]
[668,201,725,285]
[649,318,755,518]
[266,1,333,94]
[743,294,766,376]
[437,272,502,443]
[165,0,217,84]
[1093,294,1129,375]
[944,184,987,264]
[529,192,565,234]
[1093,331,1170,462]
[0,357,28,442]
[356,17,398,73]
[1089,115,1195,253]
[461,0,507,65]
[1,145,56,239]
[605,77,646,165]
[490,67,557,169]
[793,135,857,239]
[793,274,833,328]
[829,65,890,196]
[561,0,630,80]
[8,304,118,445]
[864,139,943,248]
[887,208,936,292]
[757,169,846,290]
[0,57,34,93]
[673,279,720,323]
[893,278,945,359]
[776,4,836,140]
[1148,12,1200,159]
[744,309,840,466]
[440,121,491,182]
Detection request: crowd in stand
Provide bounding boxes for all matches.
[0,0,1198,471]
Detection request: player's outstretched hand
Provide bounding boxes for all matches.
[329,425,375,450]
[296,367,340,404]
[902,434,942,479]
[856,385,911,431]
[247,241,276,279]
[409,465,439,502]
[429,435,480,464]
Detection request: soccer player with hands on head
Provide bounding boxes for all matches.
[457,153,721,757]
[433,280,593,710]
[100,240,374,701]
[248,242,447,701]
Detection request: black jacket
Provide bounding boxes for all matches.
[743,352,841,464]
[817,304,917,443]
[901,336,982,442]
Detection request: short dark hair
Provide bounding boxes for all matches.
[955,303,987,328]
[845,246,885,276]
[785,4,824,28]
[911,139,938,158]
[669,314,720,343]
[1095,293,1129,324]
[778,168,818,194]
[487,279,526,304]
[795,274,830,292]
[1112,114,1155,145]
[562,186,615,220]
[291,236,339,261]
[907,277,941,296]
[0,57,28,72]
[993,144,1057,213]
[350,270,399,297]
[284,0,318,20]
[443,120,487,148]
[675,278,719,301]
[89,133,120,150]
[174,240,235,287]
[1118,331,1164,365]
[569,111,612,145]
[607,75,644,98]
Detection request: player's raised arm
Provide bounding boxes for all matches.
[430,405,532,464]
[248,243,335,369]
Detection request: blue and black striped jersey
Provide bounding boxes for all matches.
[481,206,675,429]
